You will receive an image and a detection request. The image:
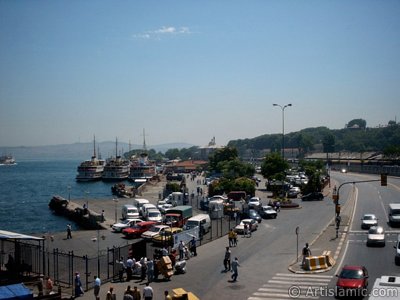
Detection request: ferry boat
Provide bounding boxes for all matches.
[76,137,105,181]
[129,152,157,182]
[0,154,16,165]
[102,138,130,181]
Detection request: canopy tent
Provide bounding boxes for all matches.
[0,284,33,300]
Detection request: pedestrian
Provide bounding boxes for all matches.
[164,290,172,300]
[189,237,197,256]
[37,275,44,296]
[233,230,238,246]
[101,210,105,222]
[67,224,72,239]
[228,229,234,247]
[140,257,147,281]
[93,275,101,300]
[142,283,153,300]
[74,272,84,297]
[231,257,240,282]
[123,286,133,300]
[178,240,184,260]
[302,243,312,268]
[45,276,53,295]
[223,247,231,271]
[106,287,115,300]
[117,256,125,282]
[146,258,154,283]
[132,286,141,300]
[126,257,134,281]
[243,223,248,238]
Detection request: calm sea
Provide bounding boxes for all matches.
[0,160,122,235]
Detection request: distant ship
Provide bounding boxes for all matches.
[76,137,105,181]
[102,138,130,181]
[0,154,16,166]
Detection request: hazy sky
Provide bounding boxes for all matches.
[1,0,399,148]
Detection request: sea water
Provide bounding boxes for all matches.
[0,160,121,234]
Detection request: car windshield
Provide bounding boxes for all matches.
[148,227,160,233]
[340,269,364,279]
[364,215,376,220]
[148,212,160,217]
[369,227,384,234]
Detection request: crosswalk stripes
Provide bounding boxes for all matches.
[248,272,334,300]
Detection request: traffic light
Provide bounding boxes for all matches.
[381,173,387,186]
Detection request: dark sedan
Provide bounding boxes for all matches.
[301,192,324,201]
[247,209,262,223]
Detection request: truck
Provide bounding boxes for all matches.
[368,275,400,300]
[164,205,193,227]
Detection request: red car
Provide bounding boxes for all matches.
[122,221,156,239]
[335,265,368,298]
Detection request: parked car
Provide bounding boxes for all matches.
[234,219,258,234]
[152,227,183,245]
[288,187,301,198]
[158,203,173,214]
[141,224,170,241]
[122,221,157,239]
[247,209,262,223]
[361,214,378,229]
[335,265,369,298]
[301,192,324,201]
[111,218,144,233]
[367,226,385,247]
[248,197,261,209]
[260,205,277,219]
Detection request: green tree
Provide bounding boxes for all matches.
[260,152,289,180]
[221,158,255,179]
[322,133,335,154]
[208,147,238,173]
[347,118,367,129]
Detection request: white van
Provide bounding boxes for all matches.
[146,209,163,223]
[121,204,139,220]
[133,198,150,215]
[142,203,157,218]
[185,214,211,234]
[389,204,400,226]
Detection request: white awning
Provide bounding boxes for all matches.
[0,230,44,241]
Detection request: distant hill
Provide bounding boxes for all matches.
[0,142,195,161]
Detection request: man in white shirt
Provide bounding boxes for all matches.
[142,282,153,300]
[93,275,101,299]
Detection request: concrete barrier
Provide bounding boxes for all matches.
[304,251,335,271]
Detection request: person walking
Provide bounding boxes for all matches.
[302,243,312,268]
[233,230,238,246]
[223,247,231,271]
[164,290,172,300]
[243,223,248,238]
[142,283,153,300]
[178,240,185,260]
[66,224,72,239]
[45,276,53,295]
[74,272,83,297]
[146,258,154,283]
[132,286,141,300]
[106,287,115,300]
[93,275,101,300]
[231,257,240,282]
[228,229,235,247]
[189,237,197,256]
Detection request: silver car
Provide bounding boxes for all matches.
[361,214,378,229]
[367,226,385,247]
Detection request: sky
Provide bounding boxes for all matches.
[1,0,399,148]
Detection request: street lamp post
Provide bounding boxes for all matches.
[273,103,292,159]
[113,198,118,223]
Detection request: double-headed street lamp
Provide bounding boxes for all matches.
[273,103,292,159]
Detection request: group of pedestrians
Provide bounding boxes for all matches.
[223,246,241,282]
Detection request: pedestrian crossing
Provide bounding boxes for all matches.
[248,273,334,300]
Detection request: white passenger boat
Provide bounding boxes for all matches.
[102,138,130,181]
[76,137,105,181]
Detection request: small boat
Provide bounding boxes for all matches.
[76,136,105,181]
[0,154,16,166]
